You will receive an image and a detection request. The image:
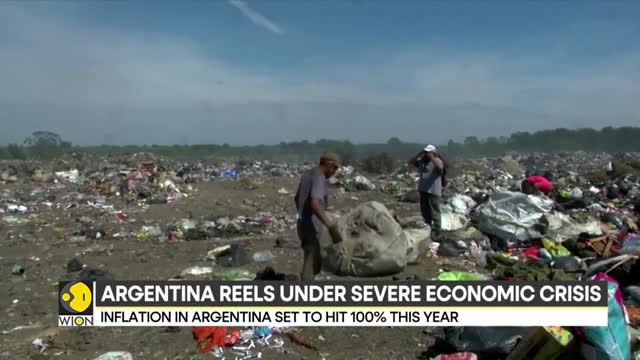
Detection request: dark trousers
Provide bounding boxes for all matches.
[297,221,322,281]
[420,192,442,232]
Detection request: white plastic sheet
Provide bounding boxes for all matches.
[54,169,80,184]
[473,191,553,242]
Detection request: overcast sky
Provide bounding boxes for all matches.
[0,1,638,145]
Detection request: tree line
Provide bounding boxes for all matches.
[1,127,639,162]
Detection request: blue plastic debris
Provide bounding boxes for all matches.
[221,170,238,177]
[254,327,271,338]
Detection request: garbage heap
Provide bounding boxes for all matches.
[409,152,640,360]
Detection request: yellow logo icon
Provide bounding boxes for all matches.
[60,282,92,313]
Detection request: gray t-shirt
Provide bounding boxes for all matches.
[416,157,443,196]
[295,167,328,233]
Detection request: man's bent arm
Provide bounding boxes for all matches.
[310,197,332,228]
[432,157,444,172]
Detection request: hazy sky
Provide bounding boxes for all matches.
[1,1,638,145]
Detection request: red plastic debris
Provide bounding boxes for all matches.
[116,212,127,223]
[225,330,240,346]
[519,245,540,259]
[431,352,478,360]
[192,326,227,353]
[260,216,272,225]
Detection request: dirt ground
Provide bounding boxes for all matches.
[1,178,483,360]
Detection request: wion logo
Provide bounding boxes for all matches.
[58,281,94,327]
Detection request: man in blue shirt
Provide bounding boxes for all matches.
[294,153,342,280]
[408,145,444,236]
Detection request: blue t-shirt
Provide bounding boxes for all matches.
[295,167,328,233]
[416,157,443,196]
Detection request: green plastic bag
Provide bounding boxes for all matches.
[541,238,571,258]
[437,272,485,281]
[215,269,252,281]
[558,189,571,200]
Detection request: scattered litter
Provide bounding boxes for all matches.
[430,353,478,360]
[11,264,24,275]
[252,250,274,262]
[208,245,231,260]
[32,338,46,353]
[181,266,213,276]
[2,147,640,359]
[6,204,27,213]
[93,352,133,360]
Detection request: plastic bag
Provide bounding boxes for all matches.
[580,274,630,360]
[441,327,533,358]
[541,238,570,258]
[214,269,252,280]
[437,272,486,281]
[469,242,487,267]
[192,326,227,353]
[473,191,553,242]
[93,352,133,360]
[252,250,274,262]
[220,170,238,177]
[321,201,426,277]
[441,212,468,231]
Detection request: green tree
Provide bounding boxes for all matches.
[387,137,402,145]
[463,136,480,146]
[23,131,69,158]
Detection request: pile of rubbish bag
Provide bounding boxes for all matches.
[403,152,640,360]
[197,152,628,358]
[320,201,431,277]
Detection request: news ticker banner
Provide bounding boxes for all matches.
[58,281,608,327]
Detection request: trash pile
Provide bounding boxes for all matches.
[3,150,640,359]
[406,152,640,360]
[272,151,640,359]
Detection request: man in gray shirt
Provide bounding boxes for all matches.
[294,153,342,280]
[408,145,444,236]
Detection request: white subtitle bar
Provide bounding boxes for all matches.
[82,308,608,327]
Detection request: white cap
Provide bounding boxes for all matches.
[424,144,437,152]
